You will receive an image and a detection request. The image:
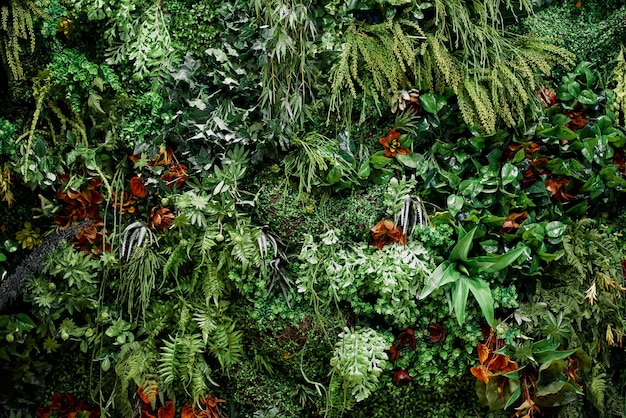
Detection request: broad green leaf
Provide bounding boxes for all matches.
[504,382,522,409]
[0,253,5,262]
[467,246,526,274]
[578,89,598,105]
[326,165,342,184]
[535,349,576,365]
[552,113,571,126]
[556,126,577,141]
[500,162,518,186]
[449,227,477,263]
[396,152,417,168]
[357,159,371,179]
[418,261,460,299]
[458,179,483,197]
[466,277,495,326]
[447,194,464,216]
[369,152,392,169]
[545,221,565,239]
[451,279,469,326]
[419,93,445,114]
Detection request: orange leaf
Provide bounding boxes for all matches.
[130,176,147,198]
[158,401,175,418]
[477,343,490,364]
[181,405,195,418]
[470,365,491,384]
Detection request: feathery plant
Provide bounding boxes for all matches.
[0,0,39,79]
[71,0,178,83]
[251,0,317,140]
[329,18,426,120]
[422,0,575,131]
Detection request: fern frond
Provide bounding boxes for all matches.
[209,321,244,371]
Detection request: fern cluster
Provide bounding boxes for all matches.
[0,0,37,79]
[329,19,426,117]
[329,0,574,131]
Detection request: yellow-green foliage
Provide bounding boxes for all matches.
[330,0,575,132]
[425,34,574,132]
[0,0,38,79]
[612,47,626,126]
[329,18,426,116]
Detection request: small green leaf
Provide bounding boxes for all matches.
[447,194,464,216]
[545,221,565,239]
[501,162,519,186]
[101,356,111,372]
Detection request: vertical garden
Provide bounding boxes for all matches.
[1,0,626,416]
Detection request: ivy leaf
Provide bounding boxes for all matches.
[501,162,519,186]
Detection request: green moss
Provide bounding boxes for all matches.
[252,171,386,251]
[517,1,626,78]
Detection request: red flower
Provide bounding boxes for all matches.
[386,345,401,362]
[370,218,406,250]
[545,177,575,201]
[392,369,413,384]
[396,328,416,350]
[130,176,147,198]
[379,129,409,158]
[148,207,176,232]
[500,211,528,235]
[426,323,447,343]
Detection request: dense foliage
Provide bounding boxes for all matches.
[1,0,626,417]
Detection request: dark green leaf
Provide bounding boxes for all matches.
[449,227,477,263]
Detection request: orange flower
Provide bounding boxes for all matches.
[470,342,518,385]
[130,176,147,198]
[161,164,189,188]
[370,218,406,250]
[379,129,409,158]
[158,400,175,418]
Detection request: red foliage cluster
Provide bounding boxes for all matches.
[386,324,447,385]
[137,383,174,418]
[54,177,109,255]
[181,395,226,418]
[469,341,518,385]
[501,211,528,235]
[149,206,176,232]
[37,392,100,418]
[370,218,406,250]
